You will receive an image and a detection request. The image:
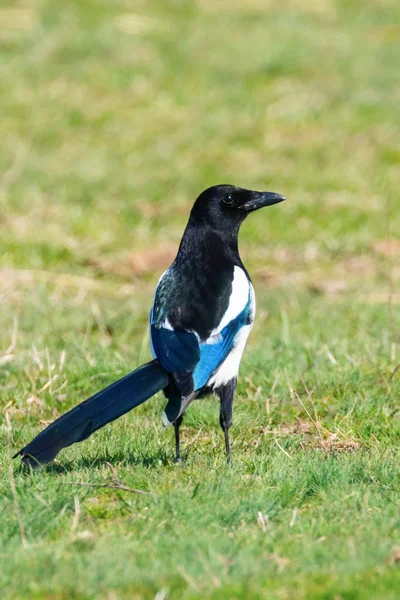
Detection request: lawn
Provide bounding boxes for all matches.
[0,0,399,598]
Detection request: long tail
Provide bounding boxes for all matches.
[14,359,169,467]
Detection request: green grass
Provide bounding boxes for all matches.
[1,0,399,598]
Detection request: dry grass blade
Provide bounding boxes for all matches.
[389,363,400,382]
[61,465,151,496]
[284,369,325,442]
[275,438,293,460]
[71,495,81,533]
[177,566,203,591]
[61,481,150,495]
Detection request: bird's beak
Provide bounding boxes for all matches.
[242,191,286,212]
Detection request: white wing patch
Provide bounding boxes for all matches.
[208,282,256,388]
[210,267,251,337]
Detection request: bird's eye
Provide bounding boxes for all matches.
[224,194,234,205]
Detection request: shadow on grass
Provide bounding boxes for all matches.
[15,446,174,476]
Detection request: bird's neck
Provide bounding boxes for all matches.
[176,220,243,268]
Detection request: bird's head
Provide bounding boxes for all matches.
[189,185,285,236]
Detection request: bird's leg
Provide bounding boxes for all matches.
[163,381,184,462]
[173,414,183,463]
[218,378,237,465]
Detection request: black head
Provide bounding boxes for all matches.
[189,184,285,235]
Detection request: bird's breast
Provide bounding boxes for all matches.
[209,266,254,338]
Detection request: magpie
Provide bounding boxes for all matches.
[14,185,285,467]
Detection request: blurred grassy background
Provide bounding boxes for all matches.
[0,1,399,599]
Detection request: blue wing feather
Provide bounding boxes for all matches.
[192,303,250,390]
[150,325,200,374]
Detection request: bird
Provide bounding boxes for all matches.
[14,185,285,467]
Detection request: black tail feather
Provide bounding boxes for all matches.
[14,359,169,466]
